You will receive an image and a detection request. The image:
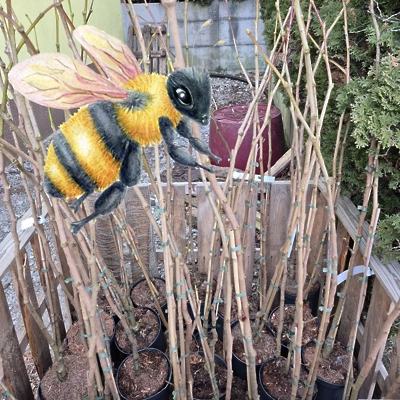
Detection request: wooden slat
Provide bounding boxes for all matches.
[266,181,291,284]
[170,184,187,257]
[318,181,400,303]
[126,184,157,278]
[234,183,257,294]
[196,185,216,274]
[11,252,52,379]
[306,189,328,275]
[337,250,364,344]
[358,279,392,398]
[0,203,47,280]
[0,281,34,400]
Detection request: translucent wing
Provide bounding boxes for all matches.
[8,53,128,110]
[74,25,142,87]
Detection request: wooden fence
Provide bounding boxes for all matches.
[0,180,399,399]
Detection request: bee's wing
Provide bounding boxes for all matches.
[74,25,142,87]
[8,53,128,110]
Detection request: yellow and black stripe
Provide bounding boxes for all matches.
[44,72,182,200]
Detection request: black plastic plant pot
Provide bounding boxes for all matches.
[231,319,275,381]
[187,300,212,329]
[37,384,44,400]
[193,351,227,400]
[130,277,168,323]
[268,305,319,358]
[116,348,172,400]
[110,307,166,368]
[284,283,320,316]
[258,357,318,400]
[301,340,351,400]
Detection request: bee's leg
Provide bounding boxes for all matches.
[70,182,127,235]
[176,117,222,164]
[119,141,141,187]
[70,192,91,214]
[159,117,215,173]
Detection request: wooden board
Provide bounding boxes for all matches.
[195,184,217,274]
[170,184,187,257]
[266,181,291,284]
[0,203,47,280]
[358,278,392,398]
[126,184,157,278]
[337,250,364,344]
[0,281,34,400]
[233,183,257,294]
[318,181,400,303]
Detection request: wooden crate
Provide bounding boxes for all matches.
[0,181,399,399]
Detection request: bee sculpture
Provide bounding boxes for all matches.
[9,25,221,234]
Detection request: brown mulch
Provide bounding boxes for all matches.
[260,357,317,400]
[189,352,227,399]
[117,350,170,400]
[232,320,276,365]
[114,307,159,353]
[269,305,319,347]
[130,277,167,310]
[39,355,88,400]
[302,341,357,385]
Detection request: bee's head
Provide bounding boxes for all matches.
[167,67,211,125]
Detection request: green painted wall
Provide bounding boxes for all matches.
[0,0,124,61]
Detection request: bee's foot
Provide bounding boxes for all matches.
[210,154,222,164]
[70,220,86,235]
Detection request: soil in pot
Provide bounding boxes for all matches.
[101,310,115,338]
[269,305,318,350]
[216,293,259,339]
[62,322,85,355]
[260,357,317,400]
[189,352,227,399]
[39,354,88,400]
[114,307,162,354]
[231,319,276,380]
[117,349,171,400]
[302,340,357,386]
[130,277,167,313]
[194,330,224,357]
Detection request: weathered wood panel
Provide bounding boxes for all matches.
[11,252,52,379]
[234,183,257,295]
[196,185,216,274]
[319,181,400,303]
[0,203,47,280]
[126,184,157,279]
[306,189,328,276]
[266,181,291,284]
[358,278,392,398]
[337,250,364,344]
[0,281,34,400]
[169,184,187,258]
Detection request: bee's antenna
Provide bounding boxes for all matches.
[190,19,213,66]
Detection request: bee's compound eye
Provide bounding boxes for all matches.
[175,87,192,106]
